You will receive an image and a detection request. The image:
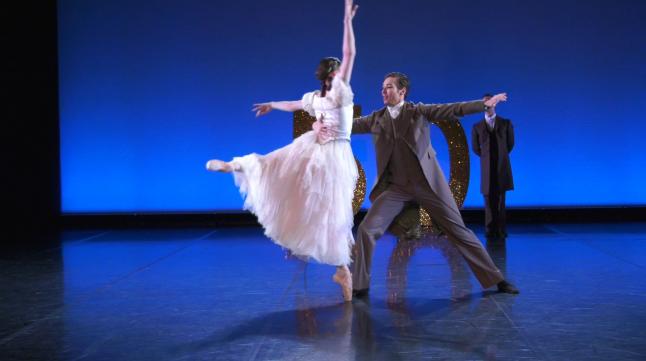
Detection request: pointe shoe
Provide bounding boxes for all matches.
[205,159,232,172]
[333,267,353,302]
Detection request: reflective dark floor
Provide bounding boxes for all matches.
[2,223,646,360]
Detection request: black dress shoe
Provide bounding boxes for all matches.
[497,280,519,294]
[352,288,369,298]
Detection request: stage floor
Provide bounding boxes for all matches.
[2,223,646,360]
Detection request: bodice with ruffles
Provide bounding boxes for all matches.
[301,76,354,144]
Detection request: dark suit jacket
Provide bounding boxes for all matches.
[471,115,514,194]
[353,100,485,202]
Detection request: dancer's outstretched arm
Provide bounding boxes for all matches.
[252,101,302,117]
[252,0,358,117]
[484,93,507,108]
[337,0,358,83]
[418,93,508,121]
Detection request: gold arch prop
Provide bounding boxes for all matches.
[293,109,469,227]
[389,118,470,235]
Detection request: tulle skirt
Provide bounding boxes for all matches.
[231,131,358,266]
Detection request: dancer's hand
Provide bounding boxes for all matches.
[345,0,358,21]
[205,159,233,173]
[252,102,273,117]
[484,93,508,108]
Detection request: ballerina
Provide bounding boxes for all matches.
[206,0,360,302]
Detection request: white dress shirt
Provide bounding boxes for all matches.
[485,112,497,130]
[387,100,405,119]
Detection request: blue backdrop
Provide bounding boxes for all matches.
[58,0,646,213]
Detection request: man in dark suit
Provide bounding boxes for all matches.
[471,94,514,240]
[351,72,519,297]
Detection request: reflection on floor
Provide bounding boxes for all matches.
[1,223,646,360]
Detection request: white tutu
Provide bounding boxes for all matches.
[232,131,358,266]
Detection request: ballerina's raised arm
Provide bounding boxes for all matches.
[251,0,359,117]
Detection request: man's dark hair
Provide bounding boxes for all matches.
[384,72,410,98]
[483,93,493,99]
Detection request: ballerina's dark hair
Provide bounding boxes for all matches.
[315,57,341,97]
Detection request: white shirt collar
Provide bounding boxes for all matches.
[485,112,497,130]
[387,100,405,119]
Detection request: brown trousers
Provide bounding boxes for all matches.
[352,182,504,290]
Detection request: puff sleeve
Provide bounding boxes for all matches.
[331,76,354,106]
[301,91,317,116]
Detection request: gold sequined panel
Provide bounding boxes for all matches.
[293,106,367,215]
[390,117,470,232]
[294,108,468,224]
[422,118,470,226]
